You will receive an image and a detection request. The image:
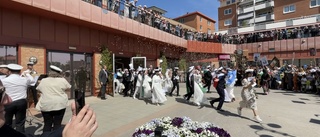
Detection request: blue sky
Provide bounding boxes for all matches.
[137,0,220,30]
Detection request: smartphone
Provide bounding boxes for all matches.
[75,89,85,115]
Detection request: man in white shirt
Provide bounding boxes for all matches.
[22,62,38,106]
[1,64,34,133]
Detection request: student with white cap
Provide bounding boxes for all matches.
[132,66,144,99]
[22,61,38,106]
[151,69,167,106]
[237,69,263,122]
[0,80,98,137]
[1,63,34,133]
[36,65,71,132]
[203,65,213,93]
[184,66,195,101]
[0,65,8,80]
[169,67,180,96]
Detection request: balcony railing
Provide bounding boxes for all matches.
[238,0,274,14]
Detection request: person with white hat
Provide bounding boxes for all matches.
[132,67,144,99]
[115,68,123,94]
[0,65,8,80]
[0,81,98,137]
[203,65,213,93]
[22,61,38,106]
[237,69,263,122]
[169,67,179,96]
[151,69,167,106]
[36,65,71,132]
[210,67,227,111]
[184,66,194,99]
[1,64,34,132]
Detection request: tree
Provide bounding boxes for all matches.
[100,47,113,79]
[179,58,187,72]
[160,55,168,75]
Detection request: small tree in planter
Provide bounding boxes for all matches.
[98,46,113,97]
[179,58,187,72]
[160,55,168,75]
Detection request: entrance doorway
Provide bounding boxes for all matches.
[47,51,92,99]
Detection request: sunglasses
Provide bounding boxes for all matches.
[0,81,5,103]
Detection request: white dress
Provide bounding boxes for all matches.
[193,74,207,105]
[151,75,167,104]
[143,74,152,98]
[239,79,258,110]
[164,70,173,93]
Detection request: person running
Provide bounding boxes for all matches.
[237,69,262,122]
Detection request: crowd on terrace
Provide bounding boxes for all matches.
[83,0,320,45]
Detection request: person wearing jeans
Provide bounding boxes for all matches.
[36,65,71,132]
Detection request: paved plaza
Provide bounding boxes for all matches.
[26,84,320,137]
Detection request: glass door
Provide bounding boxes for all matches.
[47,51,92,99]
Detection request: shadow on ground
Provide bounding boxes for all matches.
[249,123,295,137]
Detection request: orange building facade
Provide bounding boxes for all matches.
[173,11,216,34]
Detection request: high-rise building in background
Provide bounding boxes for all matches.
[218,0,320,32]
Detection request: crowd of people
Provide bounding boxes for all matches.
[0,63,97,137]
[111,64,263,122]
[242,64,320,95]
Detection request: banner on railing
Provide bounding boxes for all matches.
[218,55,231,60]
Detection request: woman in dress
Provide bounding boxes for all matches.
[237,69,262,122]
[151,69,167,106]
[36,65,71,132]
[192,69,207,106]
[133,68,144,99]
[143,69,152,99]
[164,69,173,93]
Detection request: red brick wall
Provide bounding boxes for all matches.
[218,3,237,31]
[274,0,320,21]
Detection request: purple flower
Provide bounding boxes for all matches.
[171,117,184,127]
[132,129,154,137]
[194,128,203,134]
[206,127,231,137]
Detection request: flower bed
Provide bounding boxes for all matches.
[133,116,231,137]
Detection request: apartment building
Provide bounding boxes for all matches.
[173,11,216,34]
[218,0,320,32]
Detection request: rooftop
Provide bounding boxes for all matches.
[173,11,216,23]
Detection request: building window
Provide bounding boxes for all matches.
[283,5,295,14]
[200,25,203,30]
[224,19,232,26]
[310,0,320,8]
[200,17,202,22]
[226,0,236,5]
[207,21,211,26]
[224,8,232,15]
[0,45,17,64]
[179,18,185,23]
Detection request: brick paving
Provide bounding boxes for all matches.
[26,84,320,137]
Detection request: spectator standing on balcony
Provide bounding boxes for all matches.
[123,0,130,17]
[166,20,171,33]
[137,5,142,22]
[153,13,160,28]
[113,0,120,14]
[129,0,138,19]
[175,25,180,37]
[140,5,147,23]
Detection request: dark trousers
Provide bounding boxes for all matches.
[41,108,66,132]
[184,86,194,100]
[203,79,212,92]
[5,99,27,133]
[100,83,107,99]
[29,86,38,105]
[123,82,130,96]
[211,87,225,110]
[170,81,179,96]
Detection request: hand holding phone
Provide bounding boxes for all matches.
[75,89,85,115]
